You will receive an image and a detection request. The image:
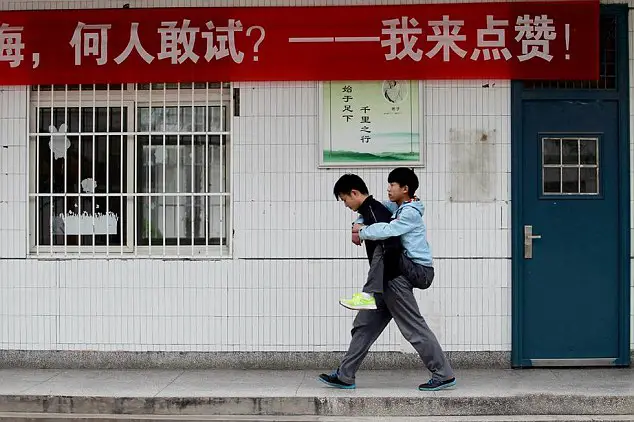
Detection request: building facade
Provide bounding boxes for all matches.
[0,0,630,368]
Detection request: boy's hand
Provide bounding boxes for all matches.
[352,223,364,233]
[351,230,362,246]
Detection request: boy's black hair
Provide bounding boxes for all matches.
[333,174,369,200]
[388,167,419,197]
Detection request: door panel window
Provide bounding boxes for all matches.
[541,137,600,196]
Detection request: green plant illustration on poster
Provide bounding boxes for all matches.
[321,80,421,167]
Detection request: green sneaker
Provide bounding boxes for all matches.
[339,292,377,310]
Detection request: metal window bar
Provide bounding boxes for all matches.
[191,83,195,257]
[34,86,39,256]
[228,85,234,257]
[26,87,30,257]
[176,84,181,257]
[49,85,54,256]
[524,15,617,90]
[120,86,125,256]
[162,84,167,257]
[29,82,232,258]
[92,86,97,255]
[63,85,68,256]
[78,86,82,257]
[106,84,110,257]
[133,85,139,255]
[220,83,225,258]
[148,84,152,256]
[205,83,209,257]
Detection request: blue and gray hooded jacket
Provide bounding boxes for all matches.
[359,199,433,267]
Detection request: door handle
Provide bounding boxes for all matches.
[524,225,542,259]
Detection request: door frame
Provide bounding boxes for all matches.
[511,4,631,368]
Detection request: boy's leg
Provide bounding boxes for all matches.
[340,245,388,310]
[362,244,385,295]
[399,252,434,290]
[383,275,454,384]
[332,297,393,385]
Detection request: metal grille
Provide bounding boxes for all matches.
[524,15,617,90]
[28,83,232,258]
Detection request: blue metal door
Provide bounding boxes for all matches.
[512,6,630,367]
[520,100,620,364]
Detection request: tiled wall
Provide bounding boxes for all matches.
[0,0,630,353]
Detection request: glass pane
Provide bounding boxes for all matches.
[106,136,126,194]
[192,196,207,240]
[136,82,221,90]
[33,84,125,91]
[67,109,80,133]
[37,196,125,246]
[207,139,225,193]
[137,106,208,132]
[138,195,192,245]
[562,139,579,165]
[194,107,206,132]
[163,108,179,132]
[178,107,207,132]
[37,107,127,195]
[179,137,206,193]
[137,108,150,132]
[39,108,69,133]
[81,108,95,132]
[138,196,164,244]
[139,136,169,194]
[139,136,207,194]
[543,139,560,165]
[209,106,226,132]
[580,168,599,194]
[580,139,598,165]
[138,195,225,246]
[543,167,561,194]
[562,167,579,193]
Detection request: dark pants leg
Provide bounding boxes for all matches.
[383,275,454,381]
[361,244,385,295]
[337,295,392,384]
[399,253,434,290]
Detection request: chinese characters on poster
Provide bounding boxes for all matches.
[321,81,421,167]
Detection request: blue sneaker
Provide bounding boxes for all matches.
[318,372,356,389]
[418,377,456,391]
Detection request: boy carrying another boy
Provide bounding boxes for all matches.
[323,168,456,391]
[333,173,403,311]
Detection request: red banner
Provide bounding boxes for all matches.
[0,1,599,85]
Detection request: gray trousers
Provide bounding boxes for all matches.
[338,263,454,384]
[362,245,387,294]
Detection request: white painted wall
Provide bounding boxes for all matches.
[0,0,630,354]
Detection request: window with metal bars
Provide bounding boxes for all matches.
[524,15,617,90]
[28,83,232,258]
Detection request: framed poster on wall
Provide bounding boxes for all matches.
[318,80,423,168]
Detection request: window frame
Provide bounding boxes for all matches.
[538,133,603,200]
[27,83,233,259]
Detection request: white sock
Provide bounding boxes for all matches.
[360,292,373,299]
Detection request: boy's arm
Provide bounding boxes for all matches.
[358,207,418,241]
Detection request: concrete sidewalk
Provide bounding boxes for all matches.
[0,368,631,419]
